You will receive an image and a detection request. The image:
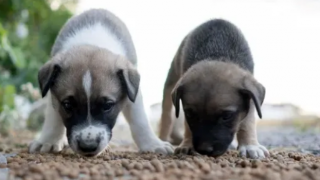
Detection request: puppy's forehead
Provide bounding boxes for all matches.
[183,82,240,109]
[207,90,241,111]
[181,61,245,110]
[54,46,123,100]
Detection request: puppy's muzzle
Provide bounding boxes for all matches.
[196,143,214,155]
[71,125,109,156]
[77,135,102,153]
[195,142,227,157]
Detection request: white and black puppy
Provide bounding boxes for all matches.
[29,8,173,157]
[159,19,269,159]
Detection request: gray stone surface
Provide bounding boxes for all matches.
[0,154,6,164]
[257,127,320,155]
[0,153,8,180]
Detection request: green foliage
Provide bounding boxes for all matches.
[0,84,17,136]
[0,0,75,91]
[0,85,16,112]
[0,0,77,134]
[27,109,45,132]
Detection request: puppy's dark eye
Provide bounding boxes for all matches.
[102,101,114,112]
[62,100,72,112]
[221,111,235,121]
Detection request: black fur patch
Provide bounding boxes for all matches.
[40,64,61,98]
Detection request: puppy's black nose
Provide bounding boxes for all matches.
[78,138,100,153]
[196,143,214,155]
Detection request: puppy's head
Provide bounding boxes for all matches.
[172,61,265,157]
[38,45,140,157]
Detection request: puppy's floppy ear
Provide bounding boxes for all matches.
[239,76,266,119]
[117,67,140,102]
[171,84,182,118]
[38,59,62,98]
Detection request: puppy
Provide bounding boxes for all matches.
[29,8,173,157]
[159,19,269,159]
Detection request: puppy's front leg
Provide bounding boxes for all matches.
[122,89,173,154]
[159,83,175,142]
[159,63,183,145]
[237,102,269,159]
[29,92,68,153]
[174,121,196,155]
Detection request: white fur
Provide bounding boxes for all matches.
[82,70,92,99]
[29,92,68,153]
[238,144,269,159]
[229,138,238,150]
[122,89,173,154]
[82,70,92,124]
[70,124,109,156]
[62,23,126,57]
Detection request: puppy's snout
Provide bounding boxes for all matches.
[77,137,100,153]
[75,126,105,153]
[196,143,214,155]
[71,125,109,156]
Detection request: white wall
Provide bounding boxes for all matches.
[258,104,300,120]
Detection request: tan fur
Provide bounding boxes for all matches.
[237,102,259,145]
[159,84,175,141]
[174,121,195,154]
[39,45,138,120]
[159,90,184,145]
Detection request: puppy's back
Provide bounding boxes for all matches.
[181,19,254,73]
[51,8,137,64]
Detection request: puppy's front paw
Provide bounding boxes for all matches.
[139,138,174,155]
[29,137,68,153]
[174,146,196,155]
[238,144,269,159]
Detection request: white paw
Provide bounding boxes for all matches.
[228,143,237,150]
[139,138,174,155]
[228,139,238,150]
[29,136,68,153]
[238,144,269,159]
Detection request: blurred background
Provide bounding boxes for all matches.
[0,0,319,152]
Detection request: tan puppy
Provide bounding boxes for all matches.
[159,19,269,159]
[29,8,173,157]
